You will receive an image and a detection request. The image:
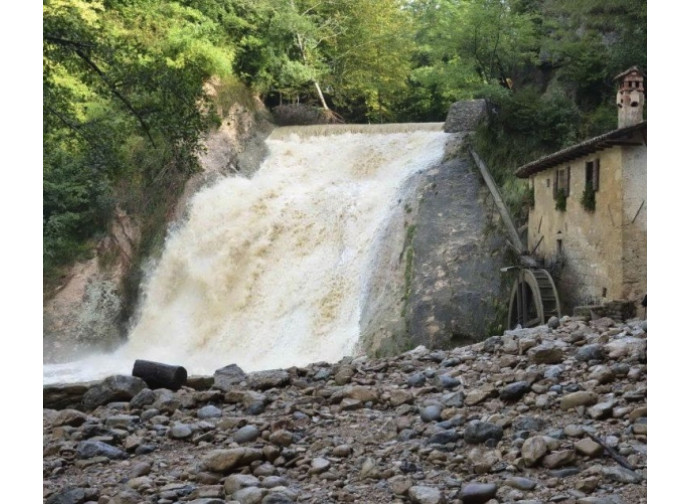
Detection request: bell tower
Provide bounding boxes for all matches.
[615,67,645,128]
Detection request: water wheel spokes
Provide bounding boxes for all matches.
[507,268,561,329]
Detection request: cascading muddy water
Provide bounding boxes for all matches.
[43,124,448,384]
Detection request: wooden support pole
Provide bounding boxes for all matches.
[469,149,527,253]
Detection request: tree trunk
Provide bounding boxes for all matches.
[132,360,187,390]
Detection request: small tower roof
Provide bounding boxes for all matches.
[614,66,646,81]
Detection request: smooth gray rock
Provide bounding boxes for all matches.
[601,466,643,484]
[203,448,263,473]
[505,476,537,490]
[262,492,295,504]
[46,488,95,504]
[409,485,445,504]
[234,424,261,444]
[247,369,290,390]
[500,381,531,401]
[577,344,605,362]
[407,373,426,387]
[233,486,265,504]
[428,429,460,445]
[464,420,503,444]
[310,457,331,473]
[513,416,548,433]
[169,423,193,439]
[76,440,127,460]
[213,364,247,392]
[521,437,548,467]
[225,474,261,494]
[197,405,222,419]
[129,388,155,409]
[420,404,443,422]
[461,482,498,504]
[436,374,461,389]
[82,375,147,410]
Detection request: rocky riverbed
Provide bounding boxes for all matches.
[43,315,647,504]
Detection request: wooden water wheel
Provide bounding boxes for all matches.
[507,268,561,329]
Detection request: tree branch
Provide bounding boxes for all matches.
[45,35,157,147]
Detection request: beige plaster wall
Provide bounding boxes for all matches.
[621,144,647,304]
[528,148,626,311]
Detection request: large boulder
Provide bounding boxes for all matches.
[82,375,147,411]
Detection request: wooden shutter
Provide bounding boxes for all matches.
[553,170,559,199]
[566,166,571,196]
[593,159,600,191]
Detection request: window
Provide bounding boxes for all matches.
[585,159,600,191]
[553,166,570,198]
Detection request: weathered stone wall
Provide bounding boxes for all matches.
[527,139,646,313]
[621,145,647,310]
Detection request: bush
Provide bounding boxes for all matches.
[555,188,567,212]
[580,181,596,212]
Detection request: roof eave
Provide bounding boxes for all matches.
[514,122,647,178]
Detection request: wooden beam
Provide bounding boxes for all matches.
[469,149,527,253]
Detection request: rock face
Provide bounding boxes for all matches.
[443,100,487,133]
[44,317,646,504]
[360,131,510,356]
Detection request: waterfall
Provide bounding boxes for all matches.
[43,124,449,384]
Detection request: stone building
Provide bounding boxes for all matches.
[515,67,646,315]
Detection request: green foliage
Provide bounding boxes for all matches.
[43,0,233,285]
[555,188,567,212]
[528,185,535,209]
[581,181,596,212]
[43,0,646,290]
